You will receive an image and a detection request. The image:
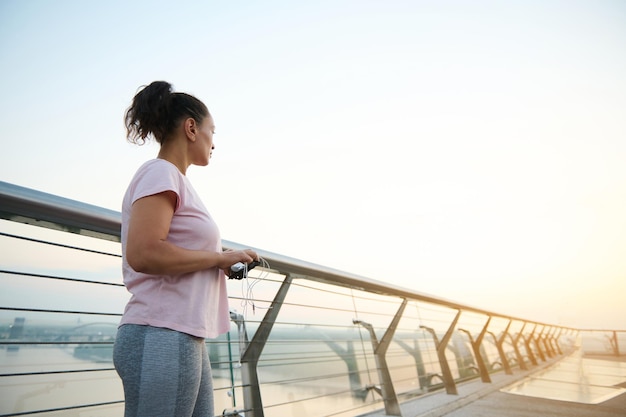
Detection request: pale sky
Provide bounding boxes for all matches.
[1,0,625,330]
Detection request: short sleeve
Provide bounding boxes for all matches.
[127,159,183,212]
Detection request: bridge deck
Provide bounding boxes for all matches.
[364,353,626,417]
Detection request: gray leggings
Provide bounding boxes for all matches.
[113,324,214,417]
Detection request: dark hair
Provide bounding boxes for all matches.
[124,81,210,145]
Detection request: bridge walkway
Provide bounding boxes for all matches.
[365,353,626,417]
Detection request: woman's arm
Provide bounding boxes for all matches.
[125,191,256,275]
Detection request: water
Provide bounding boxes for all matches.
[0,343,385,417]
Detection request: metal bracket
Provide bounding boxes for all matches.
[509,325,528,371]
[488,319,512,375]
[353,298,407,416]
[459,315,492,383]
[521,324,538,366]
[533,325,547,362]
[609,331,621,356]
[420,309,462,395]
[230,274,293,417]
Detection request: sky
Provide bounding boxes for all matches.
[1,0,625,330]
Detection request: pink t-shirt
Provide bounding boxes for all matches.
[119,159,229,339]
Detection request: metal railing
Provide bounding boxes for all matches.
[0,180,621,417]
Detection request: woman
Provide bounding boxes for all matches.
[113,81,258,417]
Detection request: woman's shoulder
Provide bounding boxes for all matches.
[131,159,181,183]
[138,158,180,174]
[127,159,185,198]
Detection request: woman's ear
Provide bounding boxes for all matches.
[184,117,197,142]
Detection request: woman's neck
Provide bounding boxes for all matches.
[158,141,189,175]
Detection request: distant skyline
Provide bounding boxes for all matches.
[1,0,625,329]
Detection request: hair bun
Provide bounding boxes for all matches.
[141,80,173,110]
[125,81,208,145]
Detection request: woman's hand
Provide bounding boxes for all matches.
[219,249,259,277]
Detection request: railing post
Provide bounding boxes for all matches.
[551,328,563,355]
[512,322,528,370]
[508,333,527,370]
[420,310,462,395]
[608,331,620,356]
[533,326,547,362]
[488,319,512,375]
[353,299,407,416]
[231,274,293,417]
[459,315,492,383]
[542,327,554,358]
[522,324,538,366]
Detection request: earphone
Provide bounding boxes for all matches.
[238,257,271,317]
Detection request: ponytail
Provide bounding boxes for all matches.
[124,81,209,145]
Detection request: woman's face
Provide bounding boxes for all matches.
[193,115,216,166]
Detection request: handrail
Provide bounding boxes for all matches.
[0,180,570,330]
[0,181,121,241]
[4,180,621,417]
